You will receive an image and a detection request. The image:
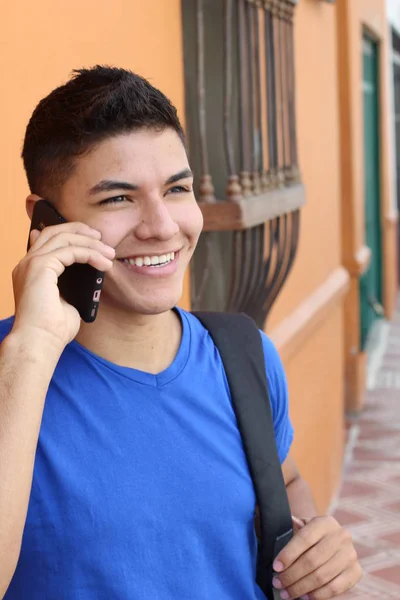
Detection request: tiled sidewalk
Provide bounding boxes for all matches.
[332,311,400,599]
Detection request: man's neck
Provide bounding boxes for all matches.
[75,307,182,374]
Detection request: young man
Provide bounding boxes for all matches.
[0,67,361,599]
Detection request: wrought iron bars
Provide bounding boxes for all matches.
[224,0,243,201]
[190,0,301,325]
[196,0,215,203]
[224,0,300,324]
[238,0,253,196]
[283,0,299,182]
[264,1,278,186]
[193,0,300,202]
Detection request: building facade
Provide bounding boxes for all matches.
[0,0,397,512]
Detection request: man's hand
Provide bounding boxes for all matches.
[272,516,362,600]
[13,222,115,348]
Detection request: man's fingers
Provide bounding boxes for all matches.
[276,542,357,599]
[29,229,41,245]
[308,564,363,600]
[29,222,102,252]
[29,246,114,278]
[273,517,361,599]
[274,516,340,572]
[30,232,115,260]
[276,530,346,589]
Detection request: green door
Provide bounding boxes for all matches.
[360,35,383,350]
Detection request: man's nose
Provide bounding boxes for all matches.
[135,198,180,241]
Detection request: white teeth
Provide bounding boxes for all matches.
[121,252,177,267]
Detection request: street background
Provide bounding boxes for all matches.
[2,0,400,596]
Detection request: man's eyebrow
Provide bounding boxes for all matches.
[89,180,138,195]
[89,169,193,196]
[165,169,194,185]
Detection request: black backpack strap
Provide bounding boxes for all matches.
[192,311,295,600]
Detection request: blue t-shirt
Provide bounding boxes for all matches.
[0,309,293,600]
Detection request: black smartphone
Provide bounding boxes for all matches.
[28,200,105,323]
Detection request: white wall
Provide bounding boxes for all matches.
[387,0,400,33]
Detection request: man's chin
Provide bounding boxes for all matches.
[99,290,183,318]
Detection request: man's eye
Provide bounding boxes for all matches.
[168,186,191,194]
[99,195,127,206]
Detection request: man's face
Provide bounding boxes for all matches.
[55,128,203,316]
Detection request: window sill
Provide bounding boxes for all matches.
[198,183,306,232]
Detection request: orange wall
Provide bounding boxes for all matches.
[337,0,397,410]
[0,0,190,317]
[270,0,396,506]
[266,0,345,511]
[337,0,395,272]
[350,0,396,309]
[346,0,394,260]
[2,0,386,512]
[269,0,342,329]
[286,305,345,512]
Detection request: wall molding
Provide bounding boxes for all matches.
[384,209,399,226]
[346,245,371,277]
[270,266,350,361]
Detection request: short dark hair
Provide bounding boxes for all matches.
[22,65,186,196]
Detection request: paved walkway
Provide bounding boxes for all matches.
[332,307,400,599]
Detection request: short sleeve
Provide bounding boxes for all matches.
[259,331,294,464]
[0,317,14,345]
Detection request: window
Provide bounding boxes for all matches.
[182,0,303,326]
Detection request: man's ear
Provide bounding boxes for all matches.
[26,194,42,220]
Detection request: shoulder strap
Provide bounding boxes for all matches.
[192,311,295,599]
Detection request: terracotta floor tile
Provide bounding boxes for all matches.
[385,501,400,513]
[378,530,400,545]
[358,428,399,439]
[334,509,369,527]
[346,463,376,475]
[331,312,400,598]
[353,542,381,560]
[388,474,400,485]
[339,481,380,497]
[353,448,399,461]
[353,418,379,427]
[370,564,400,585]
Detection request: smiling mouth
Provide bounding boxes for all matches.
[118,251,177,268]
